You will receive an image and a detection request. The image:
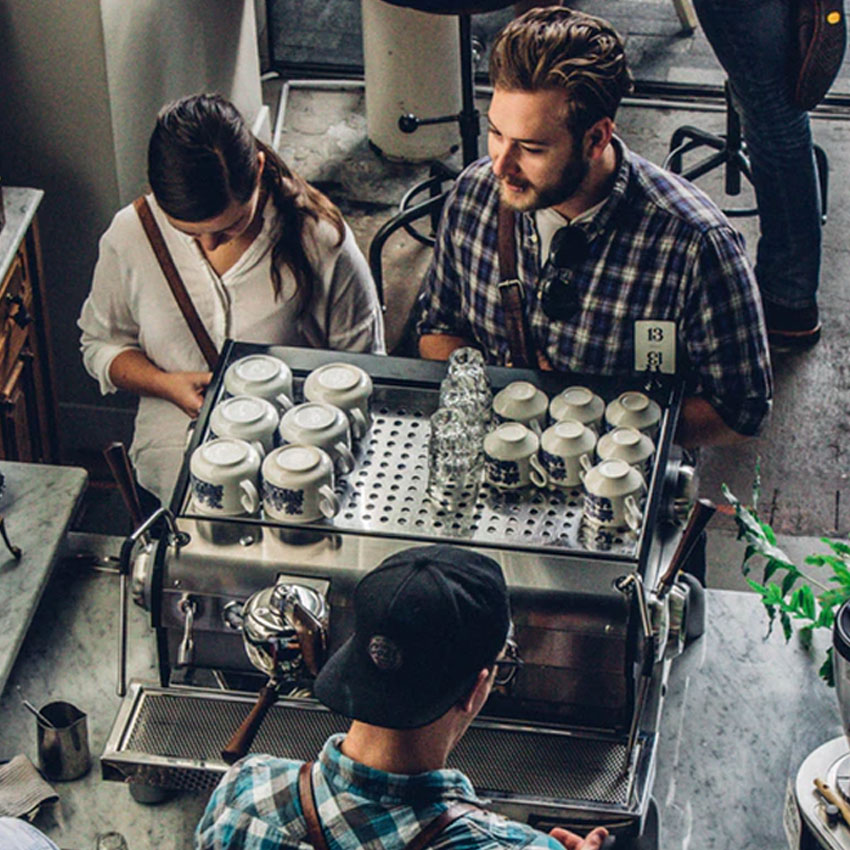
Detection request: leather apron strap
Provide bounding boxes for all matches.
[297,761,480,850]
[496,203,535,369]
[133,196,219,370]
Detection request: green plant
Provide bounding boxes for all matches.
[723,462,850,686]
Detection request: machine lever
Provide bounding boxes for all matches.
[656,498,716,598]
[176,595,198,668]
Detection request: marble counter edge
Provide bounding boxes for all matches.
[0,187,44,284]
[0,462,88,696]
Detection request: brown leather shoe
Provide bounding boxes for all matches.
[793,0,847,110]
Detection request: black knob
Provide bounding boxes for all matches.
[826,803,840,826]
[398,114,419,134]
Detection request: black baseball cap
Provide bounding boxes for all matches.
[314,544,511,729]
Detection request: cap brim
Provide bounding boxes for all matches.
[314,635,480,730]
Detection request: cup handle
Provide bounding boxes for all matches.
[624,494,642,532]
[276,393,294,412]
[250,440,266,459]
[349,408,367,440]
[319,484,340,519]
[530,453,548,488]
[334,442,355,474]
[240,479,260,514]
[529,419,543,437]
[579,453,592,473]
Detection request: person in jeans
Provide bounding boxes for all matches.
[196,544,608,850]
[693,0,845,350]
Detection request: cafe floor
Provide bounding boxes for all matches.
[72,1,850,592]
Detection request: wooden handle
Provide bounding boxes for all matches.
[103,441,145,527]
[657,498,716,596]
[291,602,327,677]
[221,684,278,765]
[814,777,850,828]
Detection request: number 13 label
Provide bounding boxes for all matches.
[634,320,676,374]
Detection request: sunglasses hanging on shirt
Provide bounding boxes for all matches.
[541,225,590,322]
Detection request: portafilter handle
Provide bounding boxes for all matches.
[221,682,279,765]
[103,441,145,528]
[656,498,716,598]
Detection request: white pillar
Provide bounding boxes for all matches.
[361,0,462,162]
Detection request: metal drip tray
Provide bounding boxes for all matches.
[182,385,645,557]
[102,682,645,819]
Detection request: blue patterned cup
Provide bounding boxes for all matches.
[262,445,339,523]
[539,420,596,488]
[483,422,547,490]
[189,438,262,516]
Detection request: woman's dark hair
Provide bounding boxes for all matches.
[148,92,344,313]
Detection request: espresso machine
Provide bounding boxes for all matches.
[101,341,706,847]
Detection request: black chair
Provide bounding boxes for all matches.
[367,1,514,305]
[664,80,828,222]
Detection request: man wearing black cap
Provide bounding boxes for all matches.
[195,544,608,850]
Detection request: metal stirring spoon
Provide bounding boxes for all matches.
[16,686,54,727]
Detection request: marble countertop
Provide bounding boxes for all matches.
[0,462,87,696]
[0,534,842,849]
[0,187,43,283]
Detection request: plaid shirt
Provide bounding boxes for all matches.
[415,138,773,436]
[195,734,565,850]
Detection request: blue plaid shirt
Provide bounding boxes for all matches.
[415,138,772,436]
[195,734,565,850]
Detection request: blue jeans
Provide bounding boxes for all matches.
[692,0,822,309]
[0,818,60,850]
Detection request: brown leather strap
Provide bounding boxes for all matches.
[497,203,534,368]
[299,762,331,850]
[297,761,480,850]
[402,803,480,850]
[133,196,219,370]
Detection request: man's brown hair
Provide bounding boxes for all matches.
[489,7,634,139]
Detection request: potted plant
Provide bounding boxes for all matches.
[723,462,850,685]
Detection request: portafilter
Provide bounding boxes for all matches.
[222,581,329,764]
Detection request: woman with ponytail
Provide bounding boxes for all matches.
[79,93,384,505]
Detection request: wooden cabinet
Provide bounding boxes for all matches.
[0,206,58,463]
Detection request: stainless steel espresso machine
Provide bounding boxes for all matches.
[101,342,707,847]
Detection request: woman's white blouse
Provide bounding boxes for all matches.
[78,194,385,501]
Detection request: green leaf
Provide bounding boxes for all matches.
[780,610,793,642]
[781,569,800,597]
[799,584,817,620]
[825,539,850,557]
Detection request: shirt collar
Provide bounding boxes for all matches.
[318,733,482,804]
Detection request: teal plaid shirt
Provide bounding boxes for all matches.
[195,734,565,850]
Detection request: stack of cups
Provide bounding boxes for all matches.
[441,347,493,433]
[427,406,484,505]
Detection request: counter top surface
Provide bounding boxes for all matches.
[0,534,841,849]
[0,462,87,696]
[0,187,43,283]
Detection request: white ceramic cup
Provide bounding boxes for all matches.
[278,402,355,474]
[189,437,262,516]
[596,426,655,478]
[581,458,646,531]
[261,444,340,523]
[223,354,294,413]
[483,422,547,490]
[539,420,597,488]
[303,362,373,440]
[604,391,662,438]
[209,395,280,454]
[549,386,605,433]
[492,381,548,434]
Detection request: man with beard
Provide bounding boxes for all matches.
[415,7,772,448]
